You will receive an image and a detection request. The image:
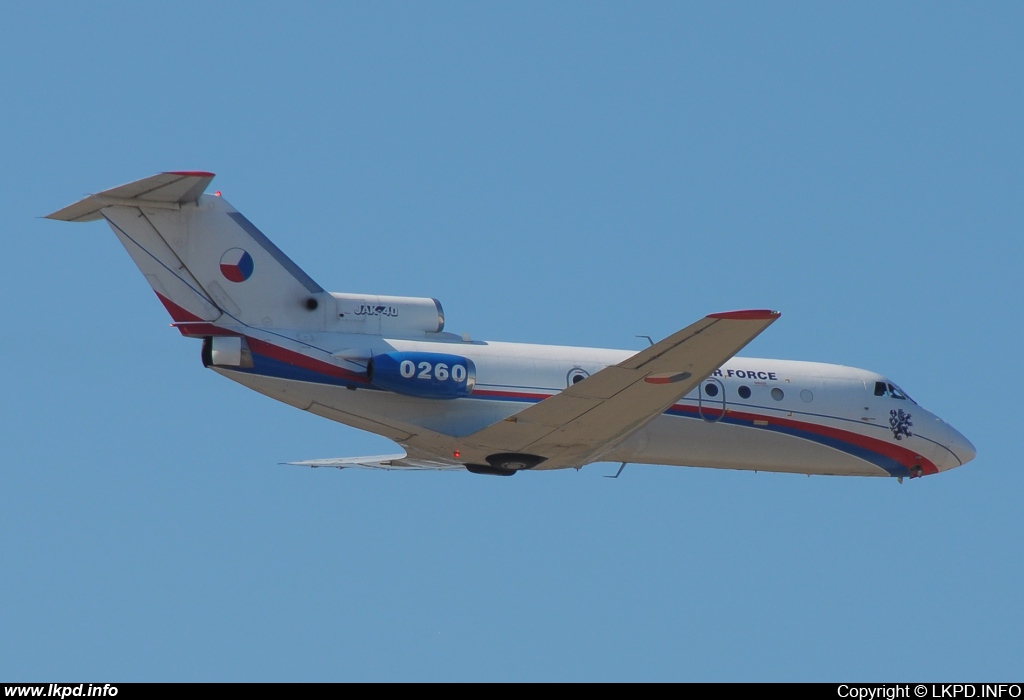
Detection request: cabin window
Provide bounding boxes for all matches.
[737,385,751,399]
[704,383,719,397]
[771,388,784,401]
[800,389,813,402]
[567,368,589,387]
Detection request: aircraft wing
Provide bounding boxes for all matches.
[285,453,465,472]
[461,310,780,470]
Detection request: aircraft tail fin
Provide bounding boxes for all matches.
[47,172,331,333]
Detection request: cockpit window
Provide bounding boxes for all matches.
[888,383,915,403]
[874,380,917,404]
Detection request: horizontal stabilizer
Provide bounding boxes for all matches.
[46,171,215,222]
[285,453,465,472]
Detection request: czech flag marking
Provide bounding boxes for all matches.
[220,248,254,283]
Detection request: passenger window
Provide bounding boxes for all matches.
[771,388,784,401]
[704,383,719,397]
[567,368,589,387]
[874,381,887,397]
[737,386,751,399]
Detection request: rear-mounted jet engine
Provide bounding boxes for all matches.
[368,352,476,400]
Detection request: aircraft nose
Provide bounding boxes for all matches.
[943,423,977,469]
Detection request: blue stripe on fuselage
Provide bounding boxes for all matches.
[236,356,910,477]
[235,351,361,388]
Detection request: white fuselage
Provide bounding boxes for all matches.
[216,329,975,478]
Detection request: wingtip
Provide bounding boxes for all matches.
[166,170,216,177]
[707,309,780,321]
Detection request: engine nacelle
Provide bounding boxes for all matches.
[331,293,444,335]
[201,335,254,368]
[368,352,476,400]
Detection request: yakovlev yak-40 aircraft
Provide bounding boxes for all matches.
[48,172,976,479]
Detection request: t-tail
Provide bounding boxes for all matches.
[46,172,445,339]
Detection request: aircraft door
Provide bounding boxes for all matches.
[698,378,726,423]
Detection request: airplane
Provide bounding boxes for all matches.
[47,171,976,479]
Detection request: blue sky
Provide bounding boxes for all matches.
[2,3,1021,681]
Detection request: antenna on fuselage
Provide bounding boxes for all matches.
[604,462,628,479]
[636,335,654,347]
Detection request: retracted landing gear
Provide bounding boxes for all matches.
[465,452,547,476]
[465,463,517,477]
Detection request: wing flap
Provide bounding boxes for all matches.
[285,453,465,472]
